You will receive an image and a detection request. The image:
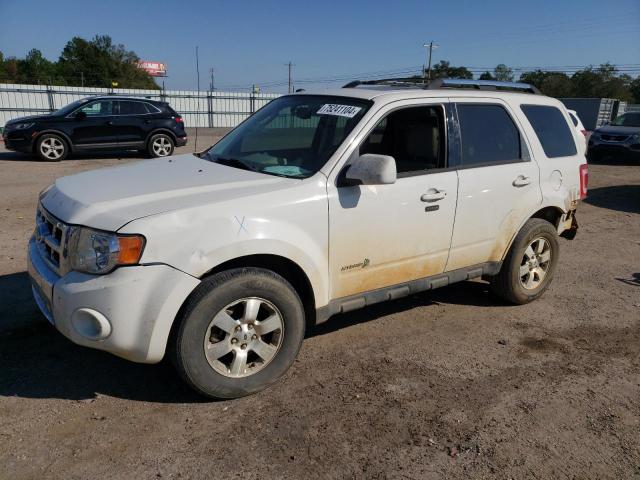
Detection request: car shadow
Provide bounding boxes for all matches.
[0,271,503,403]
[310,280,507,338]
[583,185,640,214]
[0,150,146,162]
[0,271,205,403]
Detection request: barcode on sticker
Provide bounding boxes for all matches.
[317,104,362,118]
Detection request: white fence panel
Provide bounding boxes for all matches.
[0,83,280,128]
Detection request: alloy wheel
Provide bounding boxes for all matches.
[40,137,64,160]
[519,237,552,290]
[152,137,172,156]
[203,297,284,378]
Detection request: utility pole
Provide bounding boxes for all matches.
[209,67,215,91]
[285,61,295,93]
[422,41,439,81]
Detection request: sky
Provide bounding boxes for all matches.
[1,0,639,93]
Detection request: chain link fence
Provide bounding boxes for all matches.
[0,83,281,128]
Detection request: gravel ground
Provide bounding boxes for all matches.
[0,135,639,479]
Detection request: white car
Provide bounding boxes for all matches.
[28,79,588,398]
[567,109,589,151]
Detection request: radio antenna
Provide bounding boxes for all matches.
[194,46,200,153]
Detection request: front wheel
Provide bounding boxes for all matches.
[490,218,559,304]
[36,134,68,161]
[171,268,306,399]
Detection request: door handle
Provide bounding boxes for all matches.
[106,120,114,126]
[421,189,446,202]
[144,119,152,124]
[512,175,531,187]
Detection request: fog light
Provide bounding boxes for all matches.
[71,308,112,340]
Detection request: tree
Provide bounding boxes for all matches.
[58,35,158,89]
[430,60,473,79]
[519,70,572,97]
[478,71,494,80]
[493,64,514,82]
[570,64,632,101]
[630,77,640,104]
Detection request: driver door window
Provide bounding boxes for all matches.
[78,100,113,117]
[360,105,446,175]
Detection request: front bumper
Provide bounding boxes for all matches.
[588,138,640,158]
[3,130,35,153]
[27,236,200,363]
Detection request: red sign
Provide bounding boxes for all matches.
[137,61,167,77]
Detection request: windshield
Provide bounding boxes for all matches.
[53,99,90,116]
[202,95,371,178]
[611,113,640,127]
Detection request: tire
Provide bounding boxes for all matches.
[148,133,174,158]
[36,133,68,161]
[172,268,306,399]
[490,218,559,304]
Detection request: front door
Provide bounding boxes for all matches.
[68,99,118,146]
[327,102,458,299]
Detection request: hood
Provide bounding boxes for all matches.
[41,154,295,231]
[6,114,54,125]
[595,125,640,135]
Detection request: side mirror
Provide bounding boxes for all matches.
[74,111,87,120]
[345,154,397,185]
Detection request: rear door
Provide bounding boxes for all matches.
[68,99,118,146]
[445,99,541,271]
[113,100,155,145]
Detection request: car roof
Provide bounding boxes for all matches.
[81,95,164,104]
[292,86,564,107]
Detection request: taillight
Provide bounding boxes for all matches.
[579,164,588,199]
[175,116,184,124]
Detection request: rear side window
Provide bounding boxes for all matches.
[118,101,148,115]
[456,104,521,167]
[521,105,577,158]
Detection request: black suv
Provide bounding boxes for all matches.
[2,96,187,161]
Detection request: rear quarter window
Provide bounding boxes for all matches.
[521,105,577,158]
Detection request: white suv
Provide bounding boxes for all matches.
[28,79,588,398]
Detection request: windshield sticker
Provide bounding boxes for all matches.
[317,104,362,118]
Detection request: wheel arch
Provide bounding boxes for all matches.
[145,128,177,148]
[201,254,317,326]
[32,129,74,153]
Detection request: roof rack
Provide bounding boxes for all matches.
[343,77,541,94]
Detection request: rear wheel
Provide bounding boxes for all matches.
[490,218,559,304]
[36,134,68,161]
[172,268,306,399]
[148,133,174,157]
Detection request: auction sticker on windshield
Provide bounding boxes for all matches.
[317,104,362,118]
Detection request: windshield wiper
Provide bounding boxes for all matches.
[205,155,258,172]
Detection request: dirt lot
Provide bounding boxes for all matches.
[0,134,639,479]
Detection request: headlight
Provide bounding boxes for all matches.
[69,227,145,274]
[13,122,35,130]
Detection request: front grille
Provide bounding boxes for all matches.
[601,134,629,142]
[34,204,71,276]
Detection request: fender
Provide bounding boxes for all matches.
[492,200,570,262]
[32,129,75,152]
[144,128,177,147]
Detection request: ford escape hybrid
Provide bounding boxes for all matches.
[28,79,587,398]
